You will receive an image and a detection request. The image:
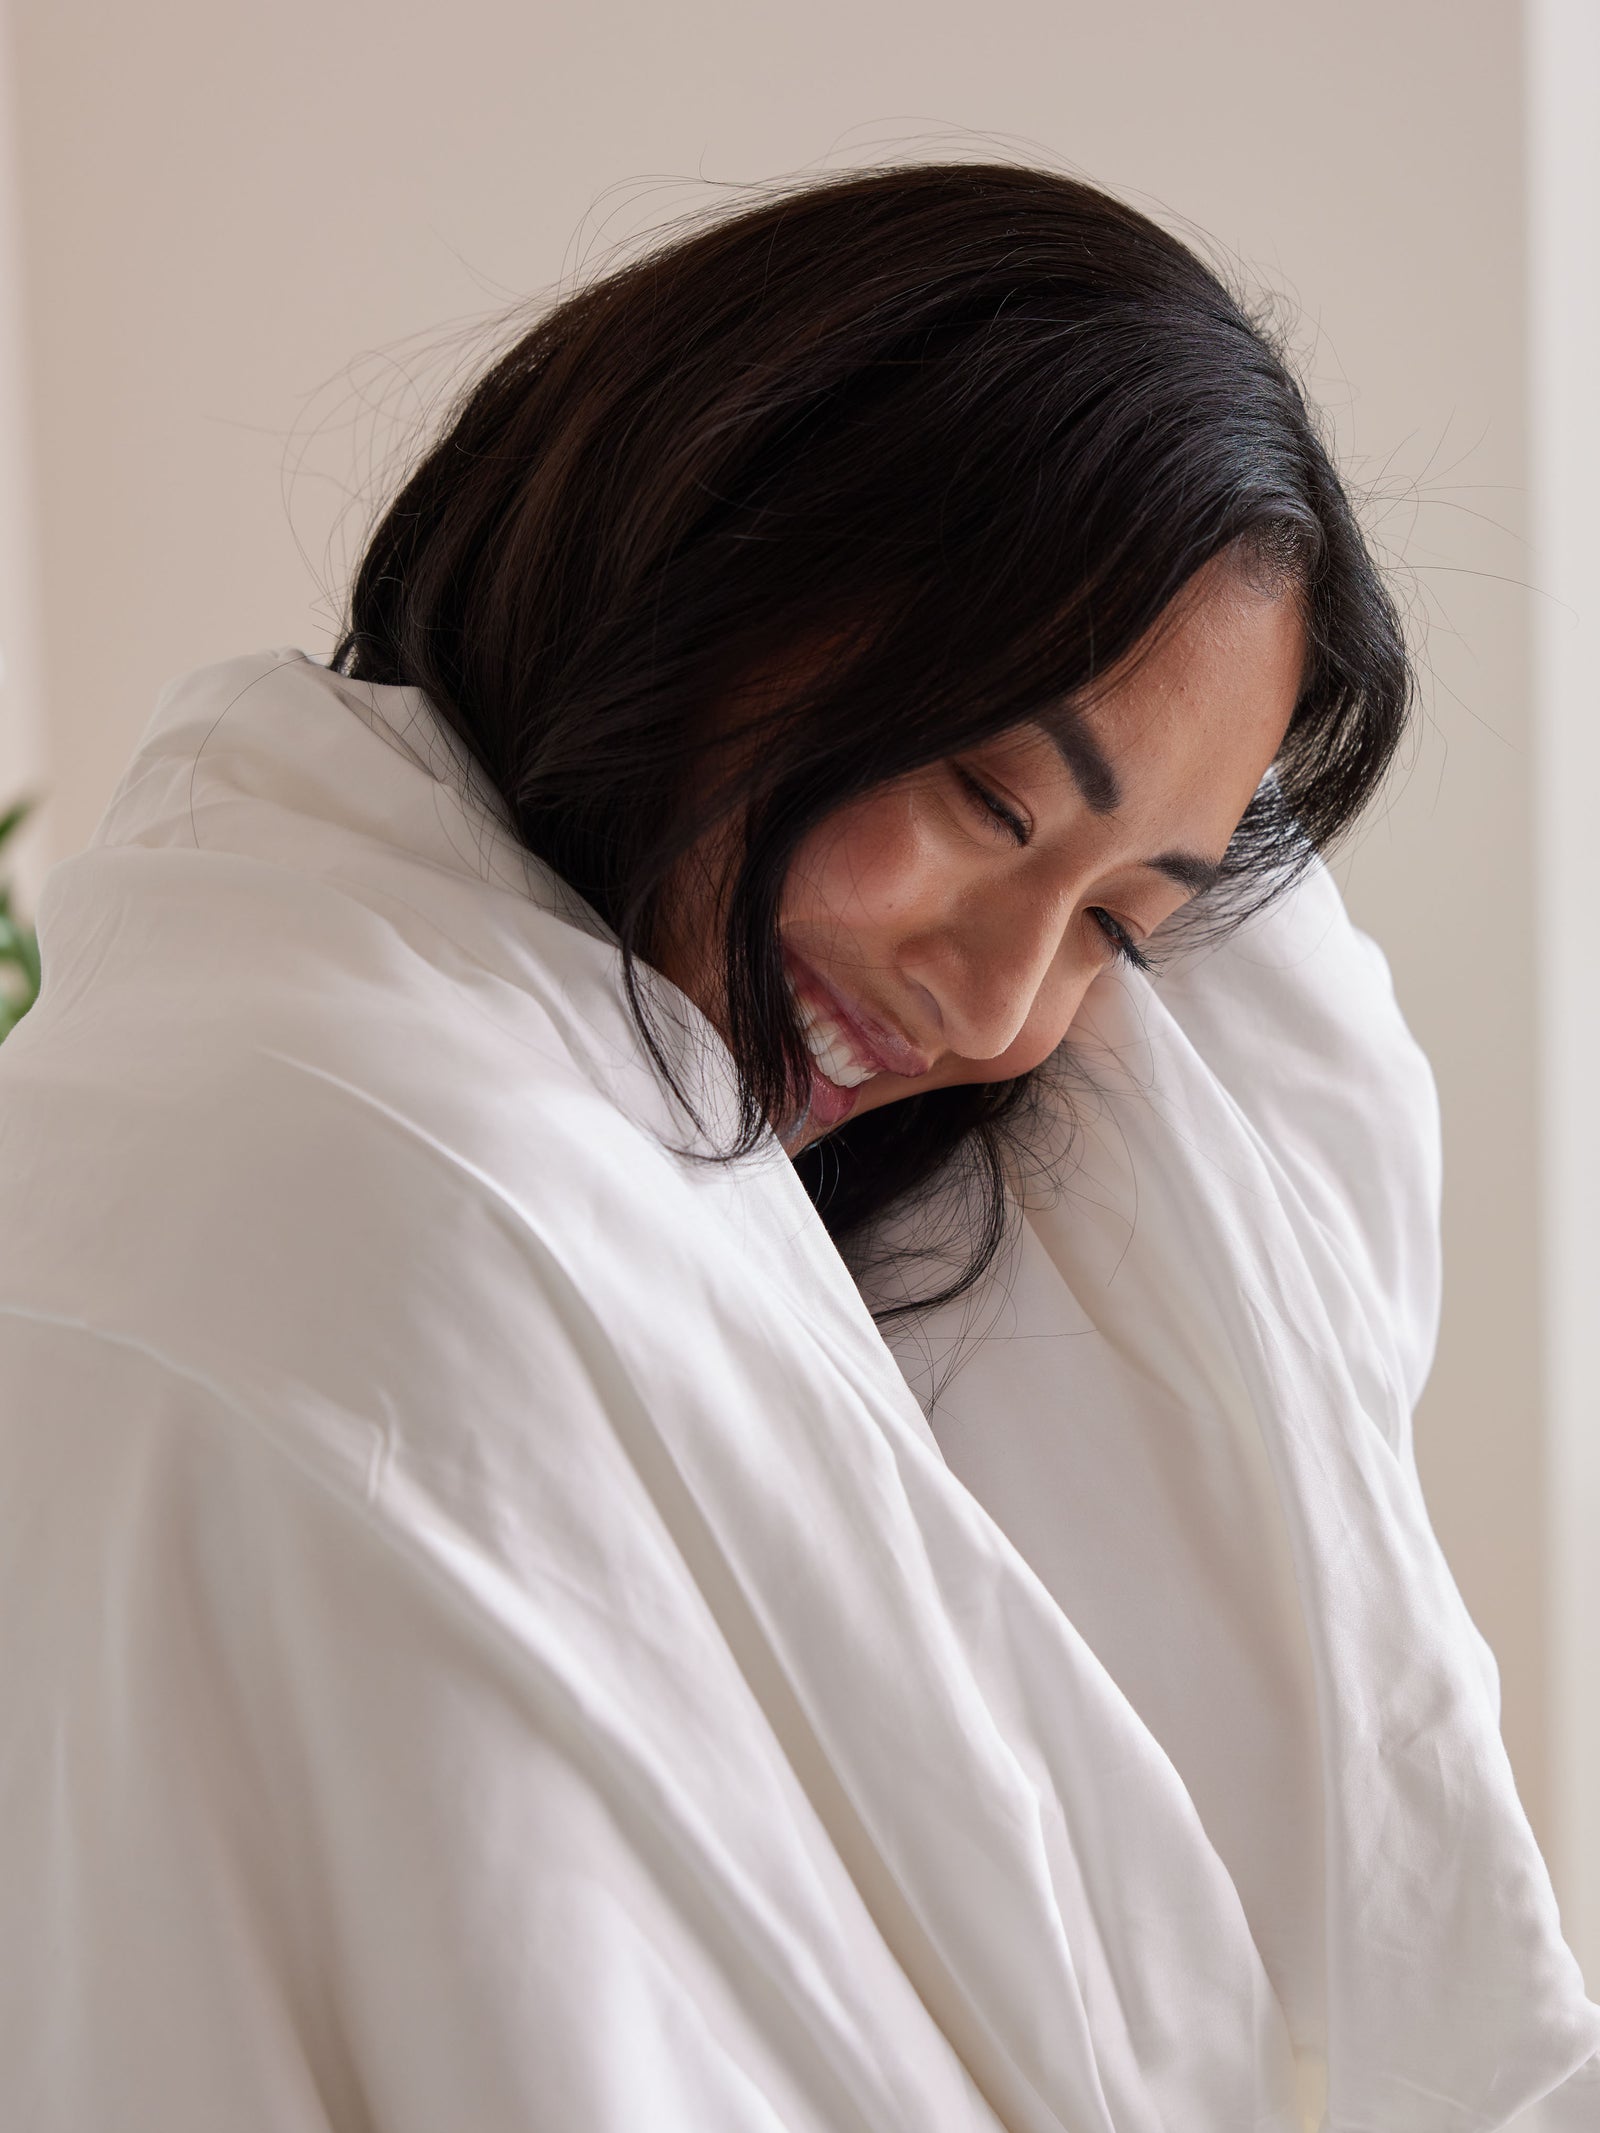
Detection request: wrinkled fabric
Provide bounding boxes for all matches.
[0,648,1593,2132]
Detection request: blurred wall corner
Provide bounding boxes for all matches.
[0,0,49,917]
[1528,0,1600,1994]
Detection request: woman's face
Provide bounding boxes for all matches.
[670,557,1305,1154]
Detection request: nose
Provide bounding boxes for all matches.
[903,884,1093,1066]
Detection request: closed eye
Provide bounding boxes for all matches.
[1089,908,1153,974]
[952,764,1030,847]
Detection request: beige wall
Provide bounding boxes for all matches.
[6,0,1573,1944]
[0,6,44,901]
[1529,0,1600,1978]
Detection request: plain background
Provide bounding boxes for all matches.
[1,0,1595,1979]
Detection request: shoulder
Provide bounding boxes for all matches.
[2,840,703,1450]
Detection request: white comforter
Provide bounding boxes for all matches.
[0,649,1593,2131]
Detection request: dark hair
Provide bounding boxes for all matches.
[333,161,1410,1321]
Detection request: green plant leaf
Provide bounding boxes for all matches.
[0,791,43,1040]
[0,797,35,852]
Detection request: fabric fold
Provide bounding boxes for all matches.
[0,648,1592,2132]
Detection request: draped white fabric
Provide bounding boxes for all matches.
[0,649,1593,2131]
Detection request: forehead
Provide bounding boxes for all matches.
[1041,573,1304,801]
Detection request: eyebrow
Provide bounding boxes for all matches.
[1040,718,1122,813]
[1037,719,1224,898]
[1145,849,1224,895]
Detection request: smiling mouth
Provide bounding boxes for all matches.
[781,979,875,1137]
[781,953,934,1101]
[791,988,878,1089]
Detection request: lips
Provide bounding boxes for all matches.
[799,1061,861,1132]
[791,988,876,1088]
[783,952,933,1084]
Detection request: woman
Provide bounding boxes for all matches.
[0,163,1594,2130]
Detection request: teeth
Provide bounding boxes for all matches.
[791,986,877,1088]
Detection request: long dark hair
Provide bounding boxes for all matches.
[333,161,1410,1320]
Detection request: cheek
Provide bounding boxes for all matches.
[784,791,945,936]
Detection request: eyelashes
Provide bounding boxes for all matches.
[1088,907,1153,974]
[952,763,1030,846]
[951,763,1153,976]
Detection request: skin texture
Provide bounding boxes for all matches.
[664,555,1305,1155]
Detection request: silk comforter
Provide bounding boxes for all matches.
[0,649,1595,2131]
